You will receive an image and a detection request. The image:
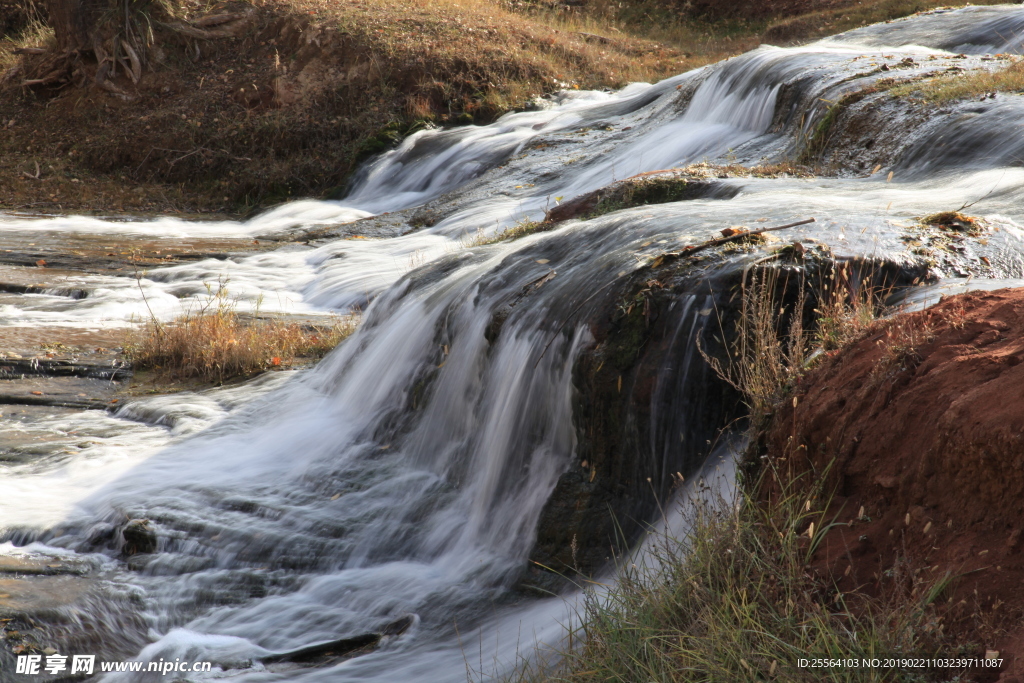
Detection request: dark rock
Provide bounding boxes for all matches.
[528,249,932,579]
[121,519,157,555]
[86,522,117,547]
[260,615,414,668]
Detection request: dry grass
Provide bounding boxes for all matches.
[873,314,934,377]
[124,285,358,383]
[465,218,551,246]
[0,0,686,213]
[0,0,1013,213]
[700,260,888,426]
[511,464,956,683]
[700,269,811,425]
[891,58,1024,103]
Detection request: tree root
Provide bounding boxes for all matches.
[8,5,253,94]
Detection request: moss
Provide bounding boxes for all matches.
[587,177,704,218]
[468,219,552,246]
[798,88,879,165]
[607,298,651,371]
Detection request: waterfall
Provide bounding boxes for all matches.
[3,5,1024,681]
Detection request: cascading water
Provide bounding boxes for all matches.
[4,5,1024,681]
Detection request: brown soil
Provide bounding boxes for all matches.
[0,0,684,215]
[683,0,859,21]
[766,288,1024,681]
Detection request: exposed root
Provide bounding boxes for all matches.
[13,4,253,94]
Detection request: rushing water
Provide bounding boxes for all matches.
[4,6,1024,682]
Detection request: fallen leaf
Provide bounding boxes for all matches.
[35,259,46,267]
[30,391,43,395]
[535,259,550,264]
[271,357,281,366]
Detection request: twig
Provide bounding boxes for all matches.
[130,250,162,335]
[665,217,816,258]
[957,171,1004,212]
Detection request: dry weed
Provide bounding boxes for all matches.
[874,315,933,376]
[124,284,358,383]
[701,261,891,426]
[892,58,1024,104]
[465,218,550,246]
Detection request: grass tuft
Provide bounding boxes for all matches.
[524,465,956,683]
[467,219,551,246]
[700,261,889,425]
[890,58,1024,104]
[124,284,358,384]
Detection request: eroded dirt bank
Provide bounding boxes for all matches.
[0,0,684,215]
[768,288,1024,681]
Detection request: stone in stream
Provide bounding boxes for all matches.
[524,238,935,584]
[259,615,415,671]
[120,519,157,555]
[0,554,151,677]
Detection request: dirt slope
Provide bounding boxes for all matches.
[768,288,1024,681]
[0,0,683,215]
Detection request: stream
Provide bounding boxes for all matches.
[3,5,1024,681]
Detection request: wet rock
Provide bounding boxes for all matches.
[0,554,150,676]
[545,175,733,223]
[0,358,131,381]
[85,522,117,548]
[121,519,157,555]
[529,249,931,579]
[260,615,414,671]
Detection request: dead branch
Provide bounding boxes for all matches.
[22,161,41,180]
[121,39,141,83]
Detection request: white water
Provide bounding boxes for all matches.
[4,6,1024,681]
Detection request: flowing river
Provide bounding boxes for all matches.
[3,5,1024,681]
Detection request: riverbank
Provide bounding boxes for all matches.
[0,0,1012,215]
[536,286,1024,682]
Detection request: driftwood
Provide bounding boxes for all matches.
[260,615,414,666]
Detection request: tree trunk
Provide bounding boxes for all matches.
[45,0,102,53]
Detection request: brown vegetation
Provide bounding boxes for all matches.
[892,57,1024,104]
[0,0,684,214]
[124,286,357,383]
[1,0,1011,214]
